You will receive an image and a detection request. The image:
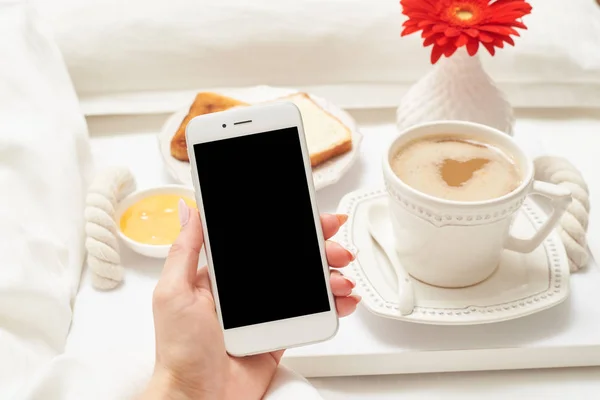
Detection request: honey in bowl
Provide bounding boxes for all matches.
[120,194,196,245]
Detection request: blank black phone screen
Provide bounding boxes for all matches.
[193,127,331,330]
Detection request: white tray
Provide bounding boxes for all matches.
[87,114,600,381]
[283,259,600,377]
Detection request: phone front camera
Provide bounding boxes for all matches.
[222,124,227,128]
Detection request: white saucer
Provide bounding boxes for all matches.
[158,85,363,191]
[335,188,571,325]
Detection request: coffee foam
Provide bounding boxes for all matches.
[391,135,522,202]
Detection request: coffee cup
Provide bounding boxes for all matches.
[382,121,572,288]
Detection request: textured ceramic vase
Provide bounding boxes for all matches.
[396,49,515,136]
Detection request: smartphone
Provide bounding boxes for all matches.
[185,101,339,356]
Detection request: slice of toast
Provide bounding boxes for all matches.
[277,93,353,167]
[170,92,248,161]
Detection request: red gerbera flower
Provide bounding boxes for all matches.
[400,0,532,64]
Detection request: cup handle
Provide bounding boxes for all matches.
[504,181,572,253]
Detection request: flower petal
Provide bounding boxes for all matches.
[479,32,494,43]
[502,35,515,46]
[489,0,532,10]
[431,44,445,64]
[465,28,479,38]
[422,27,439,38]
[455,33,470,48]
[487,33,516,46]
[493,12,533,22]
[402,25,422,36]
[466,38,480,56]
[509,20,528,30]
[437,35,449,46]
[432,24,449,33]
[424,32,444,47]
[418,20,437,28]
[482,41,496,56]
[444,27,461,37]
[477,25,518,36]
[484,32,514,47]
[489,1,532,16]
[401,0,436,13]
[404,12,438,20]
[444,45,458,58]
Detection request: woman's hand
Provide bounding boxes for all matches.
[140,200,360,400]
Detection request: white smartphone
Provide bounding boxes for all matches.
[185,101,339,356]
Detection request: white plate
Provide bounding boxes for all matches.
[158,85,362,190]
[336,188,571,325]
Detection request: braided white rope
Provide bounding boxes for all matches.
[534,156,590,272]
[85,167,136,290]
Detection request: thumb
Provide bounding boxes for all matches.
[160,198,204,287]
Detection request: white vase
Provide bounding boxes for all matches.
[396,49,515,136]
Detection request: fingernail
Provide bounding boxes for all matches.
[335,214,349,225]
[350,294,362,303]
[178,198,190,227]
[346,248,357,261]
[344,275,356,288]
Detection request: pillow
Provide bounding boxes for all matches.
[31,0,600,115]
[0,1,92,398]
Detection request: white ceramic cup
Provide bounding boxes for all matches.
[382,121,572,288]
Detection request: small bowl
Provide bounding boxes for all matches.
[115,184,195,258]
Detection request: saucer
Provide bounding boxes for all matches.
[335,188,570,325]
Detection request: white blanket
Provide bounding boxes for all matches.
[0,0,92,397]
[0,2,321,399]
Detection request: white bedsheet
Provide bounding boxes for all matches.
[0,1,92,398]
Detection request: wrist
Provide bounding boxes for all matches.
[141,367,209,400]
